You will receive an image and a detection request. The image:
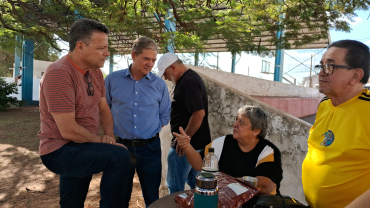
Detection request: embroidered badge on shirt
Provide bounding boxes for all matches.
[320,130,335,146]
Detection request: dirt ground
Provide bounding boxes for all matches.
[0,106,145,208]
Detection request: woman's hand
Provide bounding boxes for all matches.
[173,126,203,171]
[173,126,191,152]
[256,176,277,195]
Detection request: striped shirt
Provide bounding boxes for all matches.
[38,55,105,156]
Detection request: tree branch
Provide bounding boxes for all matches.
[168,0,189,29]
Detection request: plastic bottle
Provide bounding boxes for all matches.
[202,147,219,172]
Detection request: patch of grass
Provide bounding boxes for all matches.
[0,106,40,151]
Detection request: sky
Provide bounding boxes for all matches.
[59,9,370,84]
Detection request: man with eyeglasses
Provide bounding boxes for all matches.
[38,19,130,208]
[302,40,370,208]
[105,37,171,207]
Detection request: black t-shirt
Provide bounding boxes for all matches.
[219,135,283,189]
[170,69,211,150]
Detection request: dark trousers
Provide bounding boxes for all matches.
[118,137,162,208]
[41,142,130,208]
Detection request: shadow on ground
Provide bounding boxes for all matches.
[0,106,60,207]
[0,106,144,208]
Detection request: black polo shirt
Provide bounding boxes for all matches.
[170,69,211,150]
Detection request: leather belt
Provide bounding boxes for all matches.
[170,139,177,148]
[117,133,159,147]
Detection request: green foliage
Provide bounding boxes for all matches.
[0,29,60,77]
[0,78,18,111]
[0,0,368,56]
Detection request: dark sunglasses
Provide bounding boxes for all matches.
[314,63,354,75]
[84,71,94,96]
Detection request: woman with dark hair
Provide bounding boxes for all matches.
[175,105,283,195]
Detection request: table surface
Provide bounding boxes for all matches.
[148,191,186,208]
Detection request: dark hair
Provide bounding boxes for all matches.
[69,19,110,51]
[238,105,268,139]
[131,37,158,55]
[329,40,370,84]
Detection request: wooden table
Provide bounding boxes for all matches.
[148,191,186,208]
[148,190,258,208]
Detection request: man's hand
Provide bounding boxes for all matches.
[100,135,116,144]
[115,143,128,149]
[100,135,127,149]
[176,144,185,156]
[173,127,191,156]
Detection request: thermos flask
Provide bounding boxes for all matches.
[193,172,218,208]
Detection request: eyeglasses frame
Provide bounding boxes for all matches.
[314,63,354,75]
[84,71,94,96]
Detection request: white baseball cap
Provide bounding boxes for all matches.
[157,52,178,77]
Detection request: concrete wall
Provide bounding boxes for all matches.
[159,80,174,197]
[159,67,312,203]
[187,64,324,98]
[253,96,322,118]
[303,74,319,88]
[203,75,310,203]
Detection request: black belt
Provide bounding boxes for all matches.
[171,139,177,148]
[117,133,159,147]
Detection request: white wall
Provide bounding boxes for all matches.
[4,77,40,101]
[187,64,324,98]
[12,60,53,78]
[33,60,53,78]
[303,75,319,88]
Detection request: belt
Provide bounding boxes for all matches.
[171,139,177,149]
[117,133,159,147]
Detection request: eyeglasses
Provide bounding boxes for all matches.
[84,71,94,96]
[314,63,354,75]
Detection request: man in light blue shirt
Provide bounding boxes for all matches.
[105,37,171,207]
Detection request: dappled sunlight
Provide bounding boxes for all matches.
[0,106,145,207]
[0,193,6,201]
[0,143,60,207]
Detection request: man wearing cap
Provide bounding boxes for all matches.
[105,37,171,207]
[157,52,211,194]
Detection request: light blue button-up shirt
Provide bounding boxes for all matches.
[105,67,171,140]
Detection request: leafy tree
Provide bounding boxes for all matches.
[0,0,368,56]
[0,29,60,77]
[0,77,18,110]
[0,49,14,77]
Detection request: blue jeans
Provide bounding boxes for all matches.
[40,142,130,208]
[166,147,200,194]
[118,137,162,208]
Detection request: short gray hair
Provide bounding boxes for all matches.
[238,105,268,139]
[131,37,158,55]
[165,59,183,71]
[174,59,183,65]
